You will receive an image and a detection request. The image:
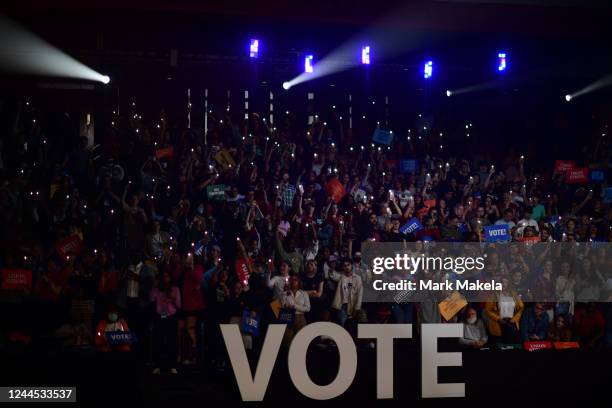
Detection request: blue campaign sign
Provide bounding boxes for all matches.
[399,159,418,174]
[372,128,394,146]
[105,331,137,345]
[399,217,424,235]
[484,224,510,243]
[279,308,295,327]
[604,188,612,204]
[241,310,261,337]
[590,170,605,182]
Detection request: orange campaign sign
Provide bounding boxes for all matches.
[553,341,580,350]
[438,291,468,321]
[325,177,347,203]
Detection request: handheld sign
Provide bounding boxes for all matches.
[106,331,137,345]
[372,128,394,146]
[484,224,510,243]
[438,291,468,322]
[1,269,32,291]
[523,341,552,352]
[565,168,588,184]
[399,217,423,235]
[206,184,227,201]
[399,159,418,174]
[278,308,296,327]
[325,177,347,203]
[241,310,261,337]
[553,160,575,175]
[214,149,236,170]
[56,235,83,258]
[604,187,612,203]
[590,169,605,182]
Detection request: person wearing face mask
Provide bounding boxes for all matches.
[94,306,131,352]
[459,307,488,349]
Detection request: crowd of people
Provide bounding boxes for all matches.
[0,96,611,375]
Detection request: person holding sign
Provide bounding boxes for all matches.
[280,274,310,346]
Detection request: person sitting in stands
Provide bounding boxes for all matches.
[521,303,550,342]
[459,307,488,349]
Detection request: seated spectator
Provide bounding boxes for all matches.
[459,307,488,349]
[521,303,550,342]
[547,314,573,342]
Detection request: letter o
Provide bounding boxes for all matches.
[288,322,357,400]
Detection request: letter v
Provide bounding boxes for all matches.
[220,324,286,401]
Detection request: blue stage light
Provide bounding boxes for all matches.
[361,46,371,65]
[423,60,433,79]
[497,52,507,72]
[304,54,314,73]
[249,39,259,59]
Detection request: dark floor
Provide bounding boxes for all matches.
[1,339,610,406]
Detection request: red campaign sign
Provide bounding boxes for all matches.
[1,269,32,291]
[155,146,174,160]
[554,160,575,175]
[325,177,347,204]
[235,259,250,286]
[523,341,552,352]
[565,168,589,184]
[553,341,580,350]
[56,234,83,257]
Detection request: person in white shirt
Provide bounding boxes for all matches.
[330,259,363,327]
[495,208,517,229]
[516,207,539,237]
[266,261,291,300]
[281,274,311,345]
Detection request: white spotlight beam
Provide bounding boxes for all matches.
[0,16,109,83]
[566,73,612,101]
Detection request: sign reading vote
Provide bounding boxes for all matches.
[399,159,418,174]
[484,224,510,242]
[399,217,423,235]
[372,128,394,145]
[105,331,136,345]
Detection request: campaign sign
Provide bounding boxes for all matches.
[604,187,612,204]
[399,159,418,174]
[106,331,137,345]
[279,308,295,327]
[399,217,423,235]
[1,269,32,291]
[565,168,588,184]
[554,160,575,175]
[484,224,510,243]
[241,310,261,337]
[207,184,227,201]
[590,170,605,182]
[372,128,394,146]
[56,235,83,257]
[523,341,552,352]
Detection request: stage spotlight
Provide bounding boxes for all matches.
[249,39,259,59]
[423,60,433,79]
[361,46,371,65]
[446,90,452,97]
[282,82,290,90]
[304,54,314,73]
[497,52,507,72]
[565,94,572,102]
[101,75,110,84]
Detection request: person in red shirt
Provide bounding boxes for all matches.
[94,307,131,352]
